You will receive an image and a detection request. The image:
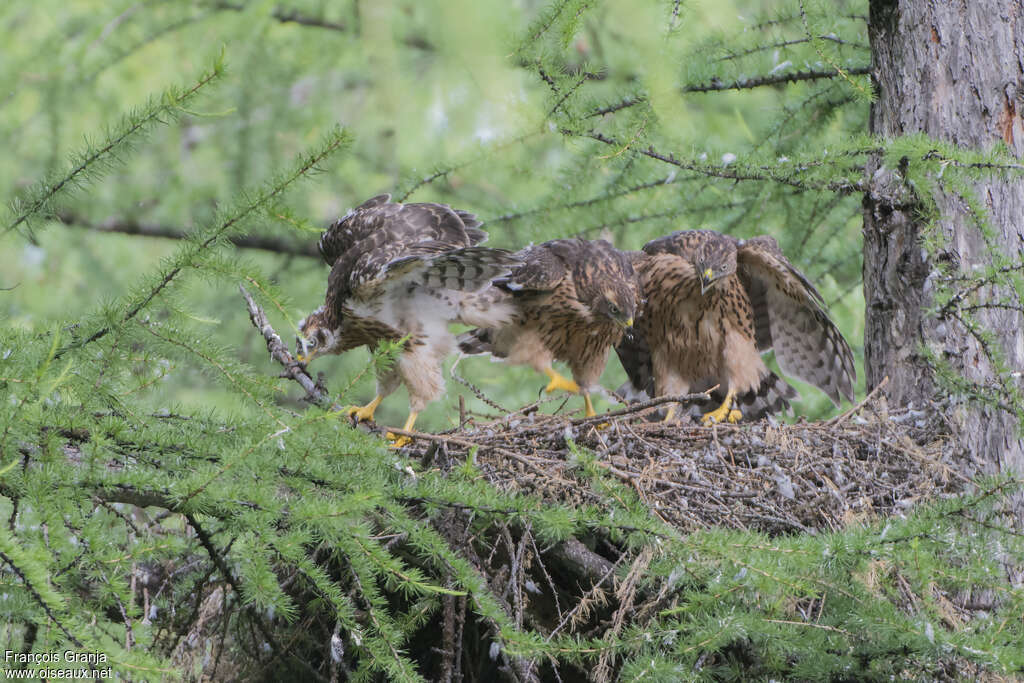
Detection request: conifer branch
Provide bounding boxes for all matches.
[488,173,688,224]
[66,127,351,356]
[6,58,224,239]
[798,2,872,99]
[587,95,647,118]
[54,212,321,258]
[586,66,870,118]
[682,65,871,93]
[395,132,540,202]
[583,131,862,192]
[716,35,869,61]
[210,2,347,32]
[667,0,683,32]
[0,547,83,647]
[185,513,328,683]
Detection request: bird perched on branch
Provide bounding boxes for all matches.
[296,194,519,447]
[458,239,638,417]
[616,230,855,424]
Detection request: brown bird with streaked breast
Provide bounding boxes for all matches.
[458,238,638,417]
[296,194,520,447]
[616,229,855,423]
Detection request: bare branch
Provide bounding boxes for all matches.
[239,285,335,408]
[55,212,320,258]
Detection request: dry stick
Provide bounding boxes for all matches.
[825,376,889,427]
[384,428,557,480]
[239,285,335,408]
[570,390,714,426]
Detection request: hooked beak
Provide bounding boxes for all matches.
[700,268,714,295]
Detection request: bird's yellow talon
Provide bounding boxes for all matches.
[582,394,608,427]
[385,411,418,449]
[386,433,412,449]
[701,390,741,425]
[543,368,579,394]
[345,395,383,423]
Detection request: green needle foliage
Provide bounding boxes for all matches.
[1,0,1023,680]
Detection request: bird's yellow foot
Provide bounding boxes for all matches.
[543,368,579,394]
[345,395,383,423]
[386,433,413,449]
[583,394,610,429]
[701,392,742,425]
[662,405,677,423]
[583,396,609,428]
[385,411,418,449]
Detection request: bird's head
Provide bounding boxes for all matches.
[295,307,340,364]
[693,241,737,295]
[594,286,636,329]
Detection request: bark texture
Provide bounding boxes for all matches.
[864,1,1024,473]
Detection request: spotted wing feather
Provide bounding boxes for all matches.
[737,236,855,405]
[495,242,569,292]
[318,194,393,266]
[321,197,498,312]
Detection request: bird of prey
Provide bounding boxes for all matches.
[616,230,855,424]
[458,239,638,417]
[296,194,519,447]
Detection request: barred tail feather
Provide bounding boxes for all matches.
[732,371,799,420]
[420,247,520,291]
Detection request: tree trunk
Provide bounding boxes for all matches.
[864,1,1024,475]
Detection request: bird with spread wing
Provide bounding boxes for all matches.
[458,238,637,417]
[296,194,519,447]
[616,230,855,424]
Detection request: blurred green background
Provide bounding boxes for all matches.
[1,0,868,431]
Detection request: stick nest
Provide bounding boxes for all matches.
[240,287,971,536]
[407,395,969,536]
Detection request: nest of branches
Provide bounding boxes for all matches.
[403,388,967,537]
[242,285,969,537]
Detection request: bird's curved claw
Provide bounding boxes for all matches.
[701,403,742,425]
[345,396,382,423]
[385,412,418,449]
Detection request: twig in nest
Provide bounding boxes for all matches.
[571,389,715,426]
[239,285,334,408]
[825,376,888,426]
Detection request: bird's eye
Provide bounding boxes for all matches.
[308,337,318,349]
[609,304,619,315]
